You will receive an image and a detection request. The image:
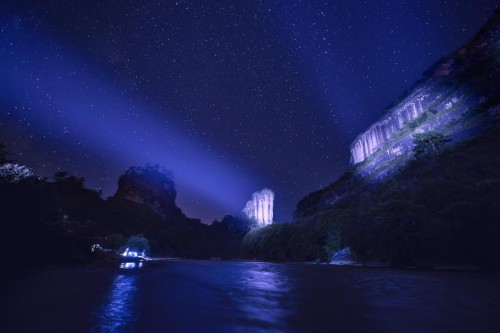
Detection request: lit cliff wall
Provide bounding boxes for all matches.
[243,189,274,226]
[348,13,499,177]
[293,12,500,221]
[350,98,427,164]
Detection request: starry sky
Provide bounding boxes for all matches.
[0,1,498,223]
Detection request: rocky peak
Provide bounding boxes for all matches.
[350,11,500,179]
[114,164,183,219]
[294,11,500,221]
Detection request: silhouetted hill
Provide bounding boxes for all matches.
[0,163,253,275]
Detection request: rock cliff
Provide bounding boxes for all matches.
[351,11,499,179]
[114,164,184,219]
[294,11,500,220]
[242,188,275,226]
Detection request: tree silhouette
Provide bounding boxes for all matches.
[0,143,13,164]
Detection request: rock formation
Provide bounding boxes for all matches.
[114,164,184,219]
[330,248,358,266]
[294,11,500,220]
[350,98,427,164]
[349,12,499,179]
[243,189,274,226]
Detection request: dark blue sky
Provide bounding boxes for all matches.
[0,1,498,223]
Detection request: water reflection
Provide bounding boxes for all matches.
[120,262,143,270]
[93,273,138,332]
[3,262,499,332]
[236,263,292,332]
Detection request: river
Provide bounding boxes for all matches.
[1,261,499,332]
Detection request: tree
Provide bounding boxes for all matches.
[54,171,85,188]
[0,143,13,164]
[0,163,35,183]
[119,234,150,254]
[323,227,344,259]
[413,131,450,159]
[349,199,426,265]
[104,233,126,250]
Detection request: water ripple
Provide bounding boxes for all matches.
[92,274,138,333]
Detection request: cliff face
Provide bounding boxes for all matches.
[242,189,275,227]
[294,12,500,220]
[351,12,499,179]
[114,165,184,220]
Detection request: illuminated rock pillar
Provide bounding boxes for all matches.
[243,188,274,226]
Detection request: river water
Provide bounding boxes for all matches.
[1,261,499,333]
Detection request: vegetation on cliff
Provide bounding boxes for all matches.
[241,12,500,269]
[243,124,500,269]
[349,9,499,180]
[1,124,498,271]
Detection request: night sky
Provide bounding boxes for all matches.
[1,1,498,223]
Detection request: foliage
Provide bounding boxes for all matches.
[345,124,500,268]
[124,164,175,190]
[0,143,13,164]
[103,233,126,250]
[120,234,150,254]
[412,131,451,159]
[242,208,351,262]
[0,151,254,273]
[322,210,350,258]
[242,124,500,270]
[0,178,90,274]
[54,171,85,186]
[294,172,352,219]
[0,163,35,183]
[3,120,500,271]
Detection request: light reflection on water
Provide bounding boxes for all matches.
[235,263,292,332]
[1,262,499,332]
[92,273,138,333]
[120,262,143,270]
